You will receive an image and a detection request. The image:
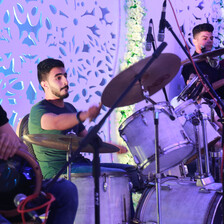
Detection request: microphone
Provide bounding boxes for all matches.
[146,19,153,51]
[14,193,42,224]
[158,0,167,42]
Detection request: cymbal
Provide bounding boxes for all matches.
[181,48,224,65]
[101,53,181,108]
[22,134,119,153]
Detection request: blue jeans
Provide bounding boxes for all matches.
[44,178,78,224]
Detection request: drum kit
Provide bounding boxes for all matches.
[1,50,223,223]
[22,49,222,223]
[101,49,223,223]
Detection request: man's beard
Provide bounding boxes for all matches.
[51,87,69,99]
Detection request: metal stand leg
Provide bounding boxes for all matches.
[66,140,72,181]
[154,108,162,224]
[201,114,211,176]
[195,111,214,186]
[91,136,101,224]
[194,124,204,179]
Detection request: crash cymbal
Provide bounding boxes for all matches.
[102,53,181,108]
[181,48,224,65]
[22,134,119,153]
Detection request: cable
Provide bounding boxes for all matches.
[17,192,55,224]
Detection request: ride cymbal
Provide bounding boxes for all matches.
[22,134,119,153]
[102,53,181,108]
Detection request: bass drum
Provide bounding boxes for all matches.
[69,168,131,224]
[134,177,223,224]
[0,149,42,218]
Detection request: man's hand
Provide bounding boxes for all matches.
[87,103,102,122]
[0,122,29,160]
[109,143,128,154]
[0,132,19,160]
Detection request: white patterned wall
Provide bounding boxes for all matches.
[0,0,124,144]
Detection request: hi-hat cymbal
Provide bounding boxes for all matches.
[101,53,181,108]
[22,134,119,153]
[181,48,224,65]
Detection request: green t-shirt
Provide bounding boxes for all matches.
[28,100,85,179]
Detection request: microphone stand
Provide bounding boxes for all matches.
[45,42,168,224]
[152,38,169,102]
[163,19,223,220]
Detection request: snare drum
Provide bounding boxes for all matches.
[134,177,223,224]
[119,102,194,175]
[70,169,131,224]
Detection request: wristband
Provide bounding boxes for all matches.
[76,111,83,123]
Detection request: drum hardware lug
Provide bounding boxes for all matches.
[179,163,188,177]
[132,219,157,224]
[103,174,108,192]
[187,114,200,126]
[129,181,133,191]
[121,134,128,143]
[134,155,140,164]
[131,218,141,223]
[180,130,189,140]
[199,187,211,194]
[141,114,148,126]
[161,184,172,191]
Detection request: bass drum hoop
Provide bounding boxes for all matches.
[0,149,42,218]
[134,177,223,224]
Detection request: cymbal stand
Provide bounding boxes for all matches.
[154,105,162,224]
[45,42,168,224]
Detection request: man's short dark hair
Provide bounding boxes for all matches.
[193,23,214,38]
[37,58,65,84]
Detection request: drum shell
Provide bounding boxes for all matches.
[70,170,131,224]
[119,102,194,175]
[134,177,223,224]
